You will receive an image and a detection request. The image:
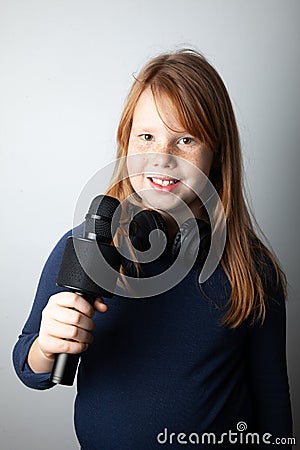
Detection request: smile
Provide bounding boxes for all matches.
[147,176,181,191]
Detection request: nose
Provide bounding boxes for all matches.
[149,143,177,169]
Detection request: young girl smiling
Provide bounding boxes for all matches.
[13,49,293,449]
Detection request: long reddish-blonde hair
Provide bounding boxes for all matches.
[106,48,287,328]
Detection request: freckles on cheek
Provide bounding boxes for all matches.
[128,140,150,156]
[185,149,214,177]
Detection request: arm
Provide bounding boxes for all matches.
[246,264,293,448]
[13,223,108,390]
[12,228,74,390]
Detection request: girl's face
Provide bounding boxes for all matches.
[127,87,214,218]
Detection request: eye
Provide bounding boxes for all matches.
[178,136,194,145]
[140,134,153,141]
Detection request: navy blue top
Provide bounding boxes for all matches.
[12,226,293,449]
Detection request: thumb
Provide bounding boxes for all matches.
[94,297,108,313]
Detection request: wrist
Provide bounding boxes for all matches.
[28,337,55,374]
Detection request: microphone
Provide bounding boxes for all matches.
[50,195,121,386]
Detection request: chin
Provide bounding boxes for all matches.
[141,194,188,214]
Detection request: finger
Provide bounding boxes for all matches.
[49,292,95,318]
[39,334,89,355]
[48,306,96,332]
[47,320,94,344]
[94,298,108,313]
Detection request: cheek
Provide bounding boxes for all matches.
[128,137,150,155]
[127,138,152,175]
[127,152,145,177]
[127,146,146,191]
[129,175,142,194]
[187,150,214,177]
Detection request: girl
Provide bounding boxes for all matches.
[13,49,293,449]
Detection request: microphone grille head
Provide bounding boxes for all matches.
[85,195,121,242]
[88,195,120,218]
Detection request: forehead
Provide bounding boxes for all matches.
[132,87,185,132]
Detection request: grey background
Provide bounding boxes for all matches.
[0,0,299,448]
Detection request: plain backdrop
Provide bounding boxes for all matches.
[0,0,299,448]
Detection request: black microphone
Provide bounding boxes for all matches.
[50,195,121,386]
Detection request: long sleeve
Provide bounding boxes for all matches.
[12,228,74,390]
[246,263,293,448]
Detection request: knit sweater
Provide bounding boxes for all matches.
[12,226,293,449]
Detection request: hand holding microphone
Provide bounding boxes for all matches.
[32,292,100,372]
[44,195,122,385]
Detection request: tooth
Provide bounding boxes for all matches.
[151,177,178,186]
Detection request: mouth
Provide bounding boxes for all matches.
[146,175,181,191]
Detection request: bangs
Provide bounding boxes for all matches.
[150,79,216,150]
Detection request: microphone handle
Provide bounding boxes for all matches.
[50,291,96,386]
